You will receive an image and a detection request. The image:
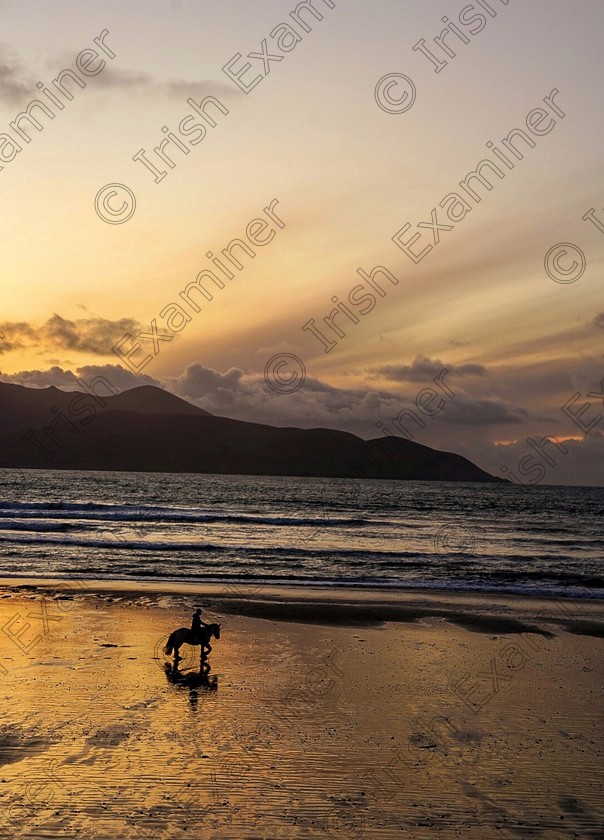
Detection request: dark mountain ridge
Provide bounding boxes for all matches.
[0,382,502,482]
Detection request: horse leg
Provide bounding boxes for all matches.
[174,643,182,662]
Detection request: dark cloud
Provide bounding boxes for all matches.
[0,365,79,389]
[0,364,159,391]
[166,363,249,404]
[76,364,161,391]
[0,315,143,355]
[0,46,33,103]
[0,320,33,354]
[438,394,528,426]
[0,338,24,355]
[372,355,486,382]
[0,361,533,439]
[43,315,142,354]
[165,361,521,435]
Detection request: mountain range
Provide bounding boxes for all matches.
[0,381,501,482]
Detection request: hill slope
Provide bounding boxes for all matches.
[0,382,501,482]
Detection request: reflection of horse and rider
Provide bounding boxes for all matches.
[164,654,218,707]
[164,608,221,662]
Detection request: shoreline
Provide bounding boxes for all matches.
[1,573,603,599]
[2,575,603,637]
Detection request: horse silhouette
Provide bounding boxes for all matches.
[164,623,221,661]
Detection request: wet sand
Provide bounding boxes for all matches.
[0,580,602,839]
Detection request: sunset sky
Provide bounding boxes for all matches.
[1,0,603,484]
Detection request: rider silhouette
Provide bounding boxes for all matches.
[191,608,207,641]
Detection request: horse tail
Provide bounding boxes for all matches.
[164,632,175,656]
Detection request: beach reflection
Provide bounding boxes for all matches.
[164,658,219,708]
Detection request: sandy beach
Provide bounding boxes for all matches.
[0,580,602,839]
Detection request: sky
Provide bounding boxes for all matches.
[0,0,603,485]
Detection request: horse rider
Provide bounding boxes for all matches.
[191,608,207,642]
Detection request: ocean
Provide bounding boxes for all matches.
[0,469,602,598]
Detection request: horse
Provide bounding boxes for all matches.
[164,623,221,661]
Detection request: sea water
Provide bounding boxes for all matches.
[0,469,601,598]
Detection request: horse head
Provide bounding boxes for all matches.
[212,623,221,640]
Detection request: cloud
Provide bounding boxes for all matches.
[0,315,143,355]
[43,315,142,354]
[372,355,486,383]
[0,320,36,354]
[0,365,79,388]
[0,44,235,105]
[0,359,530,434]
[438,394,528,426]
[594,312,604,329]
[93,68,235,99]
[76,364,161,391]
[165,363,249,404]
[0,363,159,391]
[0,46,33,103]
[162,361,524,437]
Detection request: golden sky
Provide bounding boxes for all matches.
[1,0,603,484]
